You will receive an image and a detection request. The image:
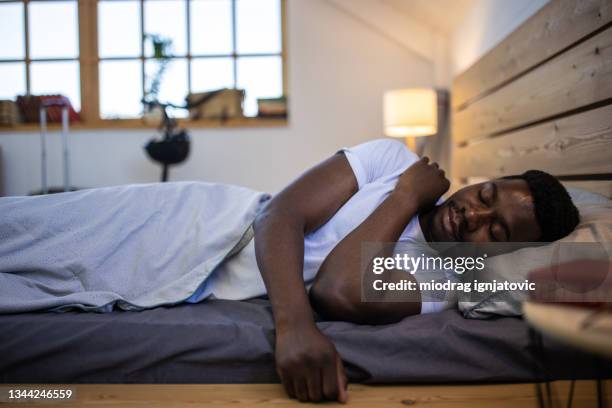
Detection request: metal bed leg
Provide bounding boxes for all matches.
[529,327,547,408]
[61,107,70,192]
[566,379,574,408]
[39,107,48,195]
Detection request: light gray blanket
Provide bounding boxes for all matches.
[0,182,270,313]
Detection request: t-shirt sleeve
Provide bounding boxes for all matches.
[411,262,459,314]
[413,272,456,315]
[339,138,418,189]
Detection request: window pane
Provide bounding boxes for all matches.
[144,0,187,57]
[100,60,143,119]
[0,63,26,100]
[191,57,234,93]
[30,61,81,111]
[236,0,281,54]
[0,3,25,60]
[145,58,188,118]
[29,1,78,59]
[237,56,282,117]
[190,0,232,56]
[99,0,141,58]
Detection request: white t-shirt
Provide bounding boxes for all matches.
[187,138,446,314]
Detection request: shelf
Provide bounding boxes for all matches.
[0,117,288,133]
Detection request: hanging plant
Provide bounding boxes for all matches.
[143,34,173,102]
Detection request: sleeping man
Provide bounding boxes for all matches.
[0,138,579,403]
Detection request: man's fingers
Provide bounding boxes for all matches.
[306,372,323,402]
[294,378,309,402]
[280,376,295,399]
[336,356,348,403]
[421,156,430,164]
[322,359,340,401]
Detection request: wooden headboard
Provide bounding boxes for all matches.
[451,0,612,198]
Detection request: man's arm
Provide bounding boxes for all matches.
[253,149,448,402]
[310,157,449,324]
[253,153,357,403]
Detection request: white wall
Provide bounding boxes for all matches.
[2,0,554,197]
[450,0,550,76]
[0,0,435,197]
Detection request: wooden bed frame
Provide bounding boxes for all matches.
[5,381,608,407]
[7,1,610,406]
[451,0,612,198]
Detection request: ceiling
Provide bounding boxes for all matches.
[381,0,476,34]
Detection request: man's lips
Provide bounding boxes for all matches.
[443,203,454,240]
[445,202,460,241]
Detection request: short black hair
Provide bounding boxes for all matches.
[503,170,580,242]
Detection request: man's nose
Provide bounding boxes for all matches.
[464,206,494,231]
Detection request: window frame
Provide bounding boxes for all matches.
[1,0,288,131]
[0,0,81,110]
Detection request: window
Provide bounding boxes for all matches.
[0,0,287,129]
[0,1,80,110]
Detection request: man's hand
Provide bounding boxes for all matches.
[275,322,348,403]
[395,156,450,211]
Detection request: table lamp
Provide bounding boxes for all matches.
[383,88,437,152]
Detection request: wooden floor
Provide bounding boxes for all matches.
[4,381,609,407]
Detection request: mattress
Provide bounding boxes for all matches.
[1,299,610,384]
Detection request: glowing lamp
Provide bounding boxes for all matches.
[384,88,437,150]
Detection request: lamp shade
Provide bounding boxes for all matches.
[383,88,437,137]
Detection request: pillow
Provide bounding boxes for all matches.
[566,187,612,206]
[458,188,612,319]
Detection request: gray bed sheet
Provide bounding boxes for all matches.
[1,299,610,384]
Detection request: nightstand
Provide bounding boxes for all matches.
[524,302,611,408]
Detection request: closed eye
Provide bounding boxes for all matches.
[490,221,509,242]
[479,183,495,207]
[479,188,486,205]
[489,225,499,242]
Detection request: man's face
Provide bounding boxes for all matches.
[427,179,541,243]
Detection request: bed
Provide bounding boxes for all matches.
[2,0,612,391]
[1,298,611,384]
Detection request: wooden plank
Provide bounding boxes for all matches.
[453,104,612,178]
[77,0,99,123]
[456,179,612,199]
[0,146,3,197]
[24,0,30,93]
[4,381,608,408]
[563,180,612,198]
[453,0,612,110]
[453,26,612,145]
[281,0,288,97]
[0,117,288,133]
